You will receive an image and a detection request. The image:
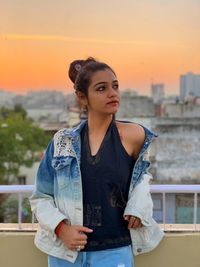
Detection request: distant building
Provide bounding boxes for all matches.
[180,72,200,100]
[151,83,165,104]
[0,90,16,108]
[151,117,200,183]
[117,90,155,118]
[14,91,78,122]
[22,90,67,109]
[161,101,200,118]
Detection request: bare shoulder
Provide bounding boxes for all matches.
[116,121,145,144]
[115,121,146,159]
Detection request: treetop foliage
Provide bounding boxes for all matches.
[0,105,51,184]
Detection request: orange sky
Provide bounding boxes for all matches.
[0,0,200,95]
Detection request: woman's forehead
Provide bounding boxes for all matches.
[90,69,117,84]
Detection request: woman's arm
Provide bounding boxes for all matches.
[117,122,152,228]
[124,173,153,227]
[29,139,93,251]
[29,140,67,234]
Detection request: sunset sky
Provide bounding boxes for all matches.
[0,0,200,95]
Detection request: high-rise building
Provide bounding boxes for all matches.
[151,83,165,104]
[180,72,200,100]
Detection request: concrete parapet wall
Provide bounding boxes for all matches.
[151,117,200,183]
[1,232,200,267]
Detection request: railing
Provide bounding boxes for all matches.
[1,184,200,231]
[151,184,200,231]
[0,185,34,230]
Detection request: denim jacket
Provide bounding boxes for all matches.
[30,120,164,263]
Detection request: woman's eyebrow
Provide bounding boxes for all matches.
[94,81,106,87]
[94,80,118,87]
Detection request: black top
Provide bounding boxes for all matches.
[80,120,135,251]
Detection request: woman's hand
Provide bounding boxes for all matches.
[57,223,93,251]
[124,215,143,229]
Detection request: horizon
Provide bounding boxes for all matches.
[1,1,200,95]
[0,87,180,98]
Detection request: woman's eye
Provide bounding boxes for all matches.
[113,84,119,90]
[97,86,106,91]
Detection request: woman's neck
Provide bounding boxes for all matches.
[87,113,113,134]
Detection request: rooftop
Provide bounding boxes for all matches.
[1,230,200,267]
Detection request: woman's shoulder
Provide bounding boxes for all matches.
[115,120,146,159]
[115,120,145,144]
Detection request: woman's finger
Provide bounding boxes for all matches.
[128,216,142,228]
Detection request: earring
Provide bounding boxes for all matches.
[80,105,88,119]
[82,105,88,112]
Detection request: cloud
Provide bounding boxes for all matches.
[0,34,170,46]
[0,34,139,44]
[0,34,188,52]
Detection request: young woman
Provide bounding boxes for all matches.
[30,58,164,267]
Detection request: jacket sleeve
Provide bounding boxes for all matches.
[124,173,153,226]
[29,140,67,235]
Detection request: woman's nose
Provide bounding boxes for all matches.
[107,86,118,97]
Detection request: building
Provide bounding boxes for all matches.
[117,90,155,118]
[0,90,16,108]
[180,72,200,100]
[151,83,165,104]
[151,117,200,183]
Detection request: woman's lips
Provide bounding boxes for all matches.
[107,100,119,105]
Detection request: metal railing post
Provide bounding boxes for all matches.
[18,192,22,230]
[31,212,35,230]
[193,192,197,231]
[162,192,166,231]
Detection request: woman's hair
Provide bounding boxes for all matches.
[68,57,116,95]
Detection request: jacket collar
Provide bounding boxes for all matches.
[59,120,87,139]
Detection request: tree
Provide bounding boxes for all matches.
[0,106,51,184]
[0,105,52,222]
[0,104,27,120]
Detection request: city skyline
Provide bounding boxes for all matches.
[0,0,200,95]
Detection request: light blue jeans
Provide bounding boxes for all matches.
[48,245,134,267]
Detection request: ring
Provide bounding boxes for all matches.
[76,245,81,251]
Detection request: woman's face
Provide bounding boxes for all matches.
[86,68,120,115]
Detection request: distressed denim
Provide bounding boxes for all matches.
[30,120,164,263]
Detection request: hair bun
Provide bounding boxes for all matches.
[68,57,96,84]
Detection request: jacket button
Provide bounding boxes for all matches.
[137,248,142,253]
